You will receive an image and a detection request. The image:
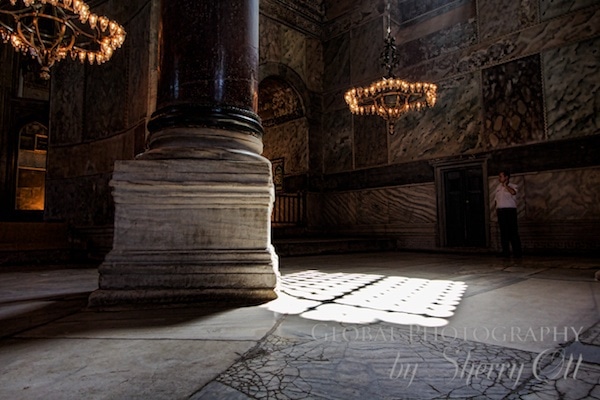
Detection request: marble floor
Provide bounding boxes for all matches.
[0,251,599,399]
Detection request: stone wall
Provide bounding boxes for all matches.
[316,0,600,252]
[489,167,600,253]
[32,0,600,256]
[45,0,158,256]
[258,4,324,194]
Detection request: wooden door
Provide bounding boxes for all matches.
[443,166,486,247]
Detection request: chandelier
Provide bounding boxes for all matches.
[344,3,437,135]
[0,0,126,80]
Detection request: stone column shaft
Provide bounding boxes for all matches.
[89,0,278,308]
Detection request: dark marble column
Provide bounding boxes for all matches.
[89,0,279,308]
[144,0,263,156]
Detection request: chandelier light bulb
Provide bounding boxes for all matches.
[0,0,127,79]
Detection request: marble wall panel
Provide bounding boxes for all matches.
[323,87,348,113]
[323,1,382,41]
[45,173,114,226]
[260,16,282,65]
[386,183,437,224]
[390,72,482,163]
[357,190,390,225]
[478,0,537,41]
[394,0,466,24]
[83,47,128,141]
[540,0,599,21]
[47,132,136,179]
[323,109,353,174]
[396,19,477,70]
[323,33,351,91]
[488,168,600,223]
[523,168,600,221]
[544,36,600,141]
[50,62,85,145]
[354,115,387,168]
[305,37,324,92]
[319,183,436,231]
[399,6,600,83]
[282,26,307,83]
[482,54,545,148]
[263,118,309,175]
[350,18,384,84]
[260,0,323,39]
[322,191,359,226]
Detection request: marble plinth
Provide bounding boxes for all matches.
[88,151,279,308]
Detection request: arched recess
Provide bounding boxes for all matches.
[259,63,315,228]
[258,63,312,192]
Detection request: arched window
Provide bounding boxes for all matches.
[15,121,48,211]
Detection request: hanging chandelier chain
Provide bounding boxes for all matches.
[380,0,399,78]
[344,0,438,135]
[380,32,399,79]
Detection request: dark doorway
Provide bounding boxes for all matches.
[443,166,486,247]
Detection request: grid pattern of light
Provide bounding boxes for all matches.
[266,270,467,327]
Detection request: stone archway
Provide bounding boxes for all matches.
[258,63,313,228]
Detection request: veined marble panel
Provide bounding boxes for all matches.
[478,0,537,41]
[544,36,600,140]
[390,72,482,163]
[394,0,468,24]
[260,18,310,87]
[323,33,351,91]
[523,168,600,221]
[350,18,384,85]
[84,49,128,140]
[354,115,387,169]
[259,16,282,65]
[323,1,382,41]
[323,87,348,113]
[386,184,437,224]
[281,26,307,84]
[321,183,436,228]
[45,173,114,225]
[260,0,323,38]
[51,62,85,145]
[263,118,309,175]
[322,191,359,226]
[482,54,545,148]
[540,0,599,21]
[305,37,324,92]
[357,190,390,225]
[396,19,478,70]
[323,109,353,173]
[399,6,600,82]
[47,129,137,179]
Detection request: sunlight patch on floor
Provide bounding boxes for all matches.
[263,270,467,327]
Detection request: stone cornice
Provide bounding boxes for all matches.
[260,0,324,38]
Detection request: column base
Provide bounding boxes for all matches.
[88,153,279,308]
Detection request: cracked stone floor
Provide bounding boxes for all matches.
[0,251,599,399]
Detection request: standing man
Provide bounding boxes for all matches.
[495,171,522,258]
